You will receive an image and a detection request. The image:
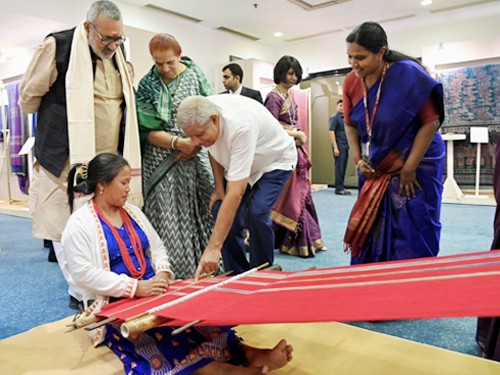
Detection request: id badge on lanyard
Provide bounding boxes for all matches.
[362,63,387,164]
[362,141,370,160]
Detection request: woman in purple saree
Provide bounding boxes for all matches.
[265,55,325,258]
[343,22,445,265]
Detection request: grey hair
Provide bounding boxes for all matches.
[86,0,122,23]
[177,96,220,130]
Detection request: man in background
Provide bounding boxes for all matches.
[221,63,263,104]
[19,0,141,309]
[329,99,351,195]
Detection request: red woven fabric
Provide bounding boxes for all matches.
[96,250,500,326]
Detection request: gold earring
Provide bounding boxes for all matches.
[100,189,103,195]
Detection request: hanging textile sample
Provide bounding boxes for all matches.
[0,104,7,142]
[7,82,29,194]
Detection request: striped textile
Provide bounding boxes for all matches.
[96,250,500,327]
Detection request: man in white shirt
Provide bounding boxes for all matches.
[177,95,296,276]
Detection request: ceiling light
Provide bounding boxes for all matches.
[273,32,283,38]
[421,0,432,6]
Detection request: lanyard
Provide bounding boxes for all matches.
[362,63,388,139]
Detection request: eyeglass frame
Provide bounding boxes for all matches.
[89,22,126,47]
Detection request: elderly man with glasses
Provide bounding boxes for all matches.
[19,0,141,310]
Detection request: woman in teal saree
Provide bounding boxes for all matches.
[136,34,214,278]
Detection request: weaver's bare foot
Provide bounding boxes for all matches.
[193,339,293,375]
[245,339,293,372]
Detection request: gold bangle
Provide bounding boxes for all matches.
[170,136,179,150]
[355,159,365,170]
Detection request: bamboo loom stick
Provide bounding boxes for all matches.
[72,270,224,332]
[120,263,269,338]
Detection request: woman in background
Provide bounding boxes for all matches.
[343,21,445,264]
[62,153,293,374]
[264,55,325,258]
[136,34,215,279]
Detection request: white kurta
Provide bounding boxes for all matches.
[61,201,174,346]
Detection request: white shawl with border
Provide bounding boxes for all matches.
[66,22,143,207]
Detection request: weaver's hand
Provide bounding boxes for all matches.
[398,166,421,199]
[135,278,169,298]
[195,247,221,280]
[175,138,201,162]
[152,271,171,284]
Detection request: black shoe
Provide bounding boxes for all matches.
[335,189,351,196]
[43,239,51,248]
[48,249,58,262]
[47,244,58,263]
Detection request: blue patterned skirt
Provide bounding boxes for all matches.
[105,324,246,374]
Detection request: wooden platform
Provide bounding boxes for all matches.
[0,317,499,374]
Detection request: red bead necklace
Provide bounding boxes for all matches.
[93,201,146,279]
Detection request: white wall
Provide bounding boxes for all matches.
[0,48,36,82]
[1,0,500,83]
[422,37,500,72]
[120,3,279,89]
[0,0,278,87]
[280,12,500,75]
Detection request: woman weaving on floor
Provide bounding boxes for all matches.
[61,153,293,375]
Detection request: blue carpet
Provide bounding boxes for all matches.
[0,214,74,339]
[0,188,495,358]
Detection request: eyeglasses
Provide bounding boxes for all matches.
[90,22,126,46]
